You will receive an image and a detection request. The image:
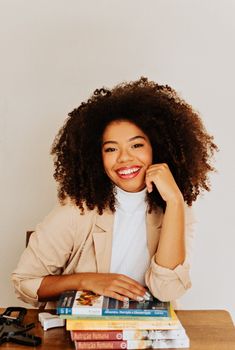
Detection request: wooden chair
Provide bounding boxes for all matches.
[26,231,34,247]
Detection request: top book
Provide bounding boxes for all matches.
[57,290,170,317]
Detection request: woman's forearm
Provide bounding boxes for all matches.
[155,196,185,269]
[37,273,84,301]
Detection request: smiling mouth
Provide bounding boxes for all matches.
[116,166,141,179]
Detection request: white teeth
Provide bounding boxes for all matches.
[118,168,140,175]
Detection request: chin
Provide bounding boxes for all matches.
[120,184,145,193]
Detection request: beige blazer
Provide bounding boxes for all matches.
[12,203,195,308]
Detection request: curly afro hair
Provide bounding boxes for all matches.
[51,77,218,214]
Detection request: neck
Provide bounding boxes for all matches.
[115,186,147,213]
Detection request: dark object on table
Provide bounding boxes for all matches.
[0,307,41,346]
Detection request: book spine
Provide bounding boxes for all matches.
[59,309,168,316]
[60,314,171,320]
[102,309,168,317]
[71,330,150,341]
[66,320,179,331]
[58,307,101,316]
[74,340,153,349]
[57,307,72,315]
[71,331,124,341]
[75,340,126,349]
[71,328,188,341]
[57,290,77,315]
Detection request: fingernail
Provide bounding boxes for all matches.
[144,291,151,300]
[123,297,129,302]
[136,296,145,302]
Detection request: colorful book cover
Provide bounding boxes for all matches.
[66,310,180,331]
[57,290,170,317]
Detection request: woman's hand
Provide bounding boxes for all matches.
[38,272,148,302]
[78,272,148,302]
[145,163,183,203]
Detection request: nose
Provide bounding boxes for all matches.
[117,148,133,163]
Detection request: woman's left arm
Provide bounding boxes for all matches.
[146,163,185,269]
[155,196,185,269]
[145,163,192,301]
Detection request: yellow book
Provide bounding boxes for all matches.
[66,308,180,331]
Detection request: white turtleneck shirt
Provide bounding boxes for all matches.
[110,186,150,285]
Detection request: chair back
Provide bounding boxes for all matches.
[26,231,34,246]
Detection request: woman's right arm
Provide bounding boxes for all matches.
[12,205,81,306]
[12,205,146,306]
[38,272,147,302]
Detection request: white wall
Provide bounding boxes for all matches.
[1,0,234,322]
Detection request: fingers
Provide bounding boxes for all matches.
[145,176,153,193]
[145,163,170,193]
[146,163,169,178]
[108,274,147,302]
[82,272,151,303]
[146,164,183,203]
[105,285,151,303]
[145,163,173,194]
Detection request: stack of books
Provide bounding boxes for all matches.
[57,290,190,349]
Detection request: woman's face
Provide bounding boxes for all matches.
[102,120,153,192]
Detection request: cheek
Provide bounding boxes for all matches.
[141,147,153,165]
[149,146,153,163]
[102,154,113,173]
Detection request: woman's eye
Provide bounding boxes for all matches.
[132,143,144,149]
[104,147,116,152]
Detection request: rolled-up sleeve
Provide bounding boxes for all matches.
[11,204,78,307]
[145,205,196,302]
[12,276,44,307]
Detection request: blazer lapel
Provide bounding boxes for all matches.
[92,208,114,273]
[92,207,163,272]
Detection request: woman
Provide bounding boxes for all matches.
[12,77,217,307]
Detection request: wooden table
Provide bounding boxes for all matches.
[0,309,234,349]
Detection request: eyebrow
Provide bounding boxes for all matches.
[102,136,146,146]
